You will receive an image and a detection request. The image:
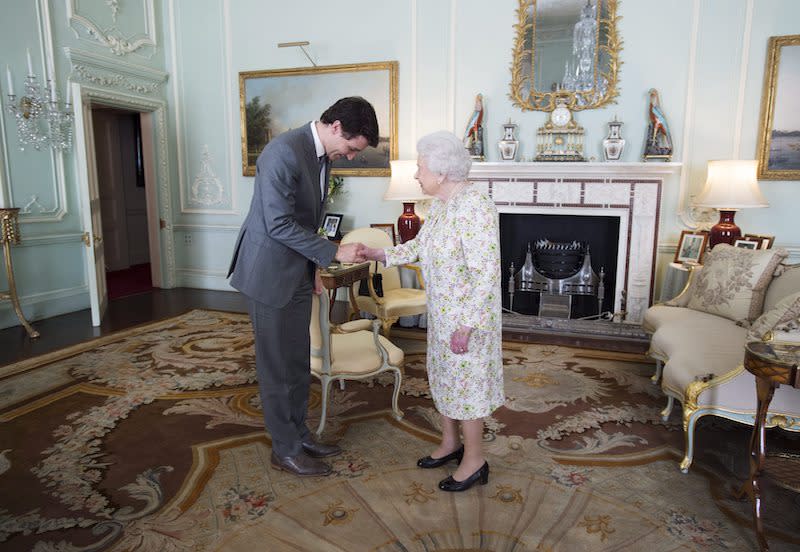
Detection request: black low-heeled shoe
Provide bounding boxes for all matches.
[416,445,464,469]
[438,461,489,492]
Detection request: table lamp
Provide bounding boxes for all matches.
[384,160,427,243]
[692,160,768,248]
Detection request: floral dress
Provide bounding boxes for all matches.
[385,185,504,420]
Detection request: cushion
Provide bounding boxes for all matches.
[746,291,800,342]
[685,244,788,323]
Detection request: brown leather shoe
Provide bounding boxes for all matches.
[301,437,342,458]
[270,452,332,477]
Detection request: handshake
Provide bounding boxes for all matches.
[335,242,385,264]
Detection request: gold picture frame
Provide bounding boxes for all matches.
[756,34,800,180]
[743,233,775,249]
[509,0,622,112]
[674,230,709,265]
[239,61,398,177]
[370,223,397,246]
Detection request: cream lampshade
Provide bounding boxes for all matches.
[385,160,427,243]
[692,160,768,248]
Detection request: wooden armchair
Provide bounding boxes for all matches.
[340,227,427,335]
[309,293,404,436]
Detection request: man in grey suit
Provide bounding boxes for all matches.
[228,97,378,476]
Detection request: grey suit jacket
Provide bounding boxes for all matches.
[228,124,338,307]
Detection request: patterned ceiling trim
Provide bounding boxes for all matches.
[65,48,168,96]
[67,0,157,57]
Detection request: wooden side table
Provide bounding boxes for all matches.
[0,208,39,338]
[743,340,800,551]
[319,262,369,320]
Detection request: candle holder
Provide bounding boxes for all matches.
[5,74,73,152]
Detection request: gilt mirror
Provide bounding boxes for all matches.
[510,0,621,111]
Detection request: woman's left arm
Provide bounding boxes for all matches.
[456,194,501,332]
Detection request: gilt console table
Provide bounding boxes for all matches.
[0,208,39,338]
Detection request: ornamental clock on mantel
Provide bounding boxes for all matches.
[535,96,585,162]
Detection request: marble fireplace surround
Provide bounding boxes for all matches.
[468,162,682,324]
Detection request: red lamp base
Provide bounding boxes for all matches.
[709,209,741,248]
[397,202,421,243]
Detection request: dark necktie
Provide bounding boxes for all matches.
[319,155,328,202]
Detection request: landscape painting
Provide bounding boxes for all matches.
[239,61,397,177]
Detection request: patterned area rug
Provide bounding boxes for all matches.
[0,309,797,551]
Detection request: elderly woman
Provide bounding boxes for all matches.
[363,131,503,492]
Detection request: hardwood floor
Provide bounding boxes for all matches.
[0,289,247,367]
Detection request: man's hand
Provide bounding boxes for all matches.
[314,268,324,295]
[335,242,366,263]
[450,325,473,355]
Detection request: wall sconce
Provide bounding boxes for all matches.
[692,160,768,248]
[5,49,73,152]
[384,160,427,243]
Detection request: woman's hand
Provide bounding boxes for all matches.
[362,246,386,263]
[450,325,473,354]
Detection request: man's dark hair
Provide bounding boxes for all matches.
[320,96,379,148]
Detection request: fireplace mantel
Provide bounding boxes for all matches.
[468,161,682,323]
[470,161,682,179]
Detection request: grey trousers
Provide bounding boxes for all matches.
[247,281,313,457]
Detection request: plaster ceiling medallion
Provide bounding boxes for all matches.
[67,0,157,58]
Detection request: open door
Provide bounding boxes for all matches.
[72,86,107,326]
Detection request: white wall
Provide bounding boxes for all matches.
[1,0,799,329]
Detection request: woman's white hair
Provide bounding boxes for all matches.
[416,131,472,182]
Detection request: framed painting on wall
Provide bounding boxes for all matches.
[756,34,800,180]
[239,61,398,177]
[370,223,396,246]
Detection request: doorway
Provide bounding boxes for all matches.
[90,107,155,300]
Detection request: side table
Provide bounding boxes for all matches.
[0,208,39,338]
[658,262,691,302]
[743,340,800,551]
[319,262,369,320]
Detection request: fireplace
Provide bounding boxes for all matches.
[501,213,620,318]
[469,162,678,323]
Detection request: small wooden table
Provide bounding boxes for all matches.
[319,262,369,319]
[743,340,800,551]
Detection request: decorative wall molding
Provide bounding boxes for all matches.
[73,84,176,288]
[0,0,70,223]
[14,232,85,247]
[67,0,157,58]
[188,146,225,208]
[675,0,702,230]
[65,48,168,96]
[171,0,235,215]
[0,285,88,331]
[172,224,240,233]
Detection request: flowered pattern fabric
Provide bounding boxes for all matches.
[686,244,787,322]
[385,185,504,419]
[747,291,800,341]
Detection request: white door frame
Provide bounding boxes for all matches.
[72,83,176,325]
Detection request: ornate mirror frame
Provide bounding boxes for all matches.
[509,0,622,111]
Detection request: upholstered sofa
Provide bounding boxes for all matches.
[643,244,800,473]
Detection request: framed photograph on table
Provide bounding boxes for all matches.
[734,239,760,250]
[322,213,343,239]
[239,61,398,177]
[370,223,396,245]
[743,233,775,249]
[756,34,800,180]
[674,230,709,265]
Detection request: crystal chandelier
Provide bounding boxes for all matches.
[5,52,73,152]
